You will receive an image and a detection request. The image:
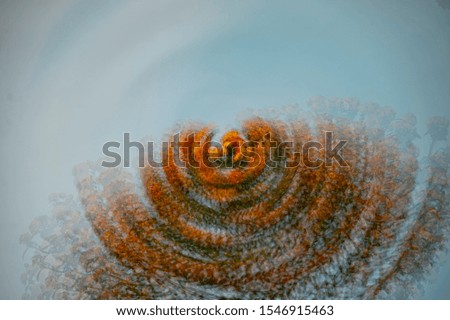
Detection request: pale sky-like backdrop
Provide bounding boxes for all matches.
[1,0,449,299]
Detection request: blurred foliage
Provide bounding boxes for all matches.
[21,97,450,299]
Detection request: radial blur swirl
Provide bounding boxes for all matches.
[21,97,450,299]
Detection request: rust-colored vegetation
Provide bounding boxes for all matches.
[21,97,450,299]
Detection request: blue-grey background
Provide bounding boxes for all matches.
[1,0,449,299]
